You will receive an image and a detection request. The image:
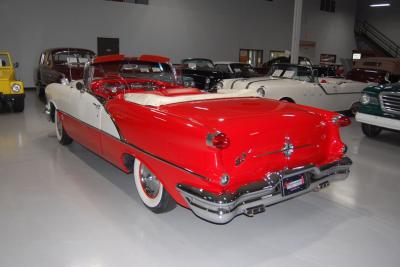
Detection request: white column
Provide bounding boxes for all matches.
[290,0,303,64]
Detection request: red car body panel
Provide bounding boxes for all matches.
[105,95,346,199]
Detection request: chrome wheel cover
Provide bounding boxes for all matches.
[139,163,161,199]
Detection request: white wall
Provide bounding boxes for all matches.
[356,0,400,45]
[301,0,357,64]
[1,0,358,87]
[1,0,294,87]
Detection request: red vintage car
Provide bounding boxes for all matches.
[45,54,352,224]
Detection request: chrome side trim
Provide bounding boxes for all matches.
[177,157,352,224]
[230,78,246,89]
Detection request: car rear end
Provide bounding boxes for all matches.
[159,98,352,223]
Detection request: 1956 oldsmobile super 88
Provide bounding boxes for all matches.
[45,54,352,224]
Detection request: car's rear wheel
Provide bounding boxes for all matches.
[133,159,176,213]
[12,98,24,113]
[55,110,73,145]
[361,123,382,137]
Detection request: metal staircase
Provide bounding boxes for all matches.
[355,20,400,58]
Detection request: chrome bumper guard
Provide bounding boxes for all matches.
[177,157,352,224]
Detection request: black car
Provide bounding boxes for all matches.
[256,56,313,75]
[214,62,262,78]
[179,58,229,92]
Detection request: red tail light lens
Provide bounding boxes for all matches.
[206,132,230,149]
[332,115,351,127]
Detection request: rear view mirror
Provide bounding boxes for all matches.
[13,62,19,68]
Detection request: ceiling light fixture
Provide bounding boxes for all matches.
[369,3,391,7]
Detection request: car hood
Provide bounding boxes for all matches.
[0,69,13,81]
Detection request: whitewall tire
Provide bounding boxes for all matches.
[55,110,73,145]
[133,159,176,213]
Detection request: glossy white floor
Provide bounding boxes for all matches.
[1,91,400,267]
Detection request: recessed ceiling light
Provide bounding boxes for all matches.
[369,3,391,7]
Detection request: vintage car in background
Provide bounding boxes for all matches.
[173,64,196,88]
[217,64,372,114]
[179,58,229,92]
[347,57,400,84]
[0,52,24,112]
[214,62,262,78]
[256,56,313,75]
[356,83,400,137]
[45,54,352,224]
[36,48,95,97]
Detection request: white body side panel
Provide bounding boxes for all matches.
[45,82,120,139]
[218,76,374,112]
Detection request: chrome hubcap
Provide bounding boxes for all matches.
[139,164,160,199]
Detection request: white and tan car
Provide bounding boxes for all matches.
[217,64,374,113]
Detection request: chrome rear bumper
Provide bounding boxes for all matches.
[177,157,352,224]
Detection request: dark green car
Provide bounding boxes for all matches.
[356,83,400,137]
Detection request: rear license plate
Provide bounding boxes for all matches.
[281,174,308,196]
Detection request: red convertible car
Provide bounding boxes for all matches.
[45,54,352,224]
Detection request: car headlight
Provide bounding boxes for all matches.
[360,93,379,105]
[183,81,189,87]
[11,83,21,93]
[215,82,223,90]
[360,94,370,105]
[256,87,266,97]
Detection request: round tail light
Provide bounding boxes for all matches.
[206,132,230,149]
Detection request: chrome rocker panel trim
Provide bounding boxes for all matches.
[177,157,352,224]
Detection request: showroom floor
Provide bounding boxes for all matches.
[1,91,400,267]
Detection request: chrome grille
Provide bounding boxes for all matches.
[380,92,400,115]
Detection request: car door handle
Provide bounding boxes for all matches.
[92,103,101,109]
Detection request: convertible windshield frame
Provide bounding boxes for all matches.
[268,64,315,83]
[91,60,177,84]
